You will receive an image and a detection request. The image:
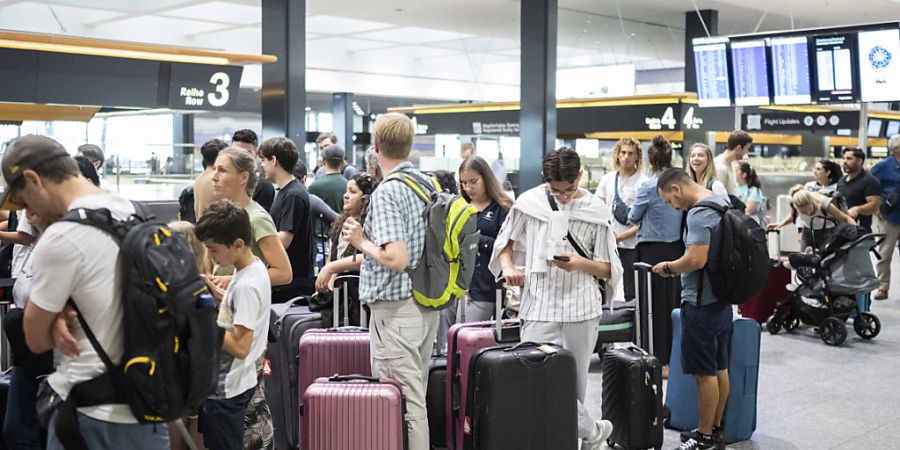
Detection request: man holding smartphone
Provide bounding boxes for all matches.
[490,148,621,450]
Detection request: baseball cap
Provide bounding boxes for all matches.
[322,144,345,161]
[0,135,69,211]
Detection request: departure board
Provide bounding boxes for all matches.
[813,33,858,102]
[858,28,900,102]
[771,36,812,104]
[694,39,732,107]
[731,40,770,106]
[887,120,900,137]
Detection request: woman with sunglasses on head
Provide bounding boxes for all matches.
[314,173,379,324]
[435,156,512,351]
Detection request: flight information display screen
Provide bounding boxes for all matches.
[771,36,812,104]
[858,28,900,102]
[731,40,770,106]
[887,120,900,137]
[694,39,732,107]
[812,33,858,102]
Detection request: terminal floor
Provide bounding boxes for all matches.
[584,251,900,450]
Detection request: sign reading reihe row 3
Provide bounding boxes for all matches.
[168,64,243,110]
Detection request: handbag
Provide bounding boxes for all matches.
[35,378,62,428]
[612,174,631,225]
[881,190,899,216]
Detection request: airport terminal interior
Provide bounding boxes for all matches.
[2,0,900,449]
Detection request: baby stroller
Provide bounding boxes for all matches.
[766,225,883,346]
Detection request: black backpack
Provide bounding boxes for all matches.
[54,204,220,448]
[692,200,769,304]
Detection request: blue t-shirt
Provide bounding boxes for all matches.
[871,157,900,224]
[681,195,728,305]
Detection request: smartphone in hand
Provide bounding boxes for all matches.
[553,255,571,262]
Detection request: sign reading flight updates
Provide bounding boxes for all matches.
[771,36,812,104]
[694,38,731,107]
[812,33,858,102]
[168,64,243,110]
[858,28,900,102]
[731,39,770,106]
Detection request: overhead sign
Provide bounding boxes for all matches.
[742,111,859,131]
[168,64,243,110]
[858,28,900,102]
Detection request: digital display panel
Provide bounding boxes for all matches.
[694,39,732,107]
[867,118,884,137]
[771,36,812,104]
[731,39,771,106]
[886,120,900,137]
[858,28,900,102]
[812,33,858,102]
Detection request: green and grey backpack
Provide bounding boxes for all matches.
[386,171,481,310]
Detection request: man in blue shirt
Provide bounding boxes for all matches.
[652,169,731,450]
[870,135,900,300]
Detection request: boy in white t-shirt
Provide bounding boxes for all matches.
[194,200,271,450]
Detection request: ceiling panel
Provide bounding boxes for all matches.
[43,0,192,14]
[94,15,230,36]
[305,15,394,35]
[307,36,396,52]
[161,1,262,24]
[427,36,519,53]
[354,26,473,44]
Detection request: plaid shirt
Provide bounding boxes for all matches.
[360,162,427,303]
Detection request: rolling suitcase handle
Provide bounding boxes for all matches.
[767,229,781,262]
[633,262,654,355]
[494,279,518,343]
[330,276,367,330]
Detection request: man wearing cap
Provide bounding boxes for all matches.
[4,135,169,448]
[309,144,350,214]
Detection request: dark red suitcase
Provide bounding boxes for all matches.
[446,290,519,450]
[740,230,790,324]
[298,285,371,450]
[302,375,406,450]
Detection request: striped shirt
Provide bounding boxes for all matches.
[359,162,428,303]
[506,192,612,322]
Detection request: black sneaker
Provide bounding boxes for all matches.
[674,431,717,450]
[680,427,725,449]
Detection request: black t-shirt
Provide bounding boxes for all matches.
[837,170,881,231]
[254,180,276,212]
[271,179,316,284]
[468,201,509,301]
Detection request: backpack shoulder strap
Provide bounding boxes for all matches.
[60,208,128,242]
[693,200,728,215]
[385,172,435,203]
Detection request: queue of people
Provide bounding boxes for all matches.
[3,122,900,450]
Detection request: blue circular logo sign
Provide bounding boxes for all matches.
[870,45,892,69]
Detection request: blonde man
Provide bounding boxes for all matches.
[595,137,647,300]
[341,113,438,450]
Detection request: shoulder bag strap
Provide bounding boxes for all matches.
[545,188,607,299]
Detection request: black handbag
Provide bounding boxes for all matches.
[881,190,899,216]
[612,174,631,225]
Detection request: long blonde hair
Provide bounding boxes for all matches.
[688,143,717,188]
[168,221,212,275]
[789,184,823,212]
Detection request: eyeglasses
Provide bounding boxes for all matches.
[459,178,482,189]
[547,185,579,199]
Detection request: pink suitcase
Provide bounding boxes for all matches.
[298,285,371,450]
[445,289,519,450]
[302,375,406,450]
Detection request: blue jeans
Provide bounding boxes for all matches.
[199,387,255,450]
[4,367,43,450]
[46,411,168,450]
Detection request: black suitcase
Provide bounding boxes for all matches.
[463,343,578,450]
[265,297,323,450]
[595,300,636,354]
[427,356,448,450]
[601,346,664,450]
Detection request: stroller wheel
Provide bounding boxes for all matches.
[820,317,847,346]
[783,314,800,332]
[853,313,881,340]
[766,317,782,335]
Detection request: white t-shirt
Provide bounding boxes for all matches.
[714,154,736,195]
[213,258,271,400]
[595,171,648,249]
[29,193,137,423]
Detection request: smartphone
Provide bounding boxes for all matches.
[553,255,571,262]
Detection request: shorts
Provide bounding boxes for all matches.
[681,301,733,376]
[199,386,255,450]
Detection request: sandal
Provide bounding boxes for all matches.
[875,289,889,300]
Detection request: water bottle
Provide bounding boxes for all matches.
[196,293,216,309]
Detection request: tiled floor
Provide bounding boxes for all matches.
[583,252,900,450]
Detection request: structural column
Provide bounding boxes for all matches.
[172,113,194,175]
[262,0,306,144]
[519,0,557,192]
[333,92,354,159]
[684,9,718,94]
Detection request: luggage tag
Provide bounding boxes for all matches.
[262,359,272,377]
[537,344,559,355]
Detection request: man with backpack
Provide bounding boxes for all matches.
[4,136,170,449]
[341,113,438,450]
[653,168,732,450]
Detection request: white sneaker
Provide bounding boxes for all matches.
[582,419,613,450]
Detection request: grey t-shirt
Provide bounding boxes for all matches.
[681,195,728,305]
